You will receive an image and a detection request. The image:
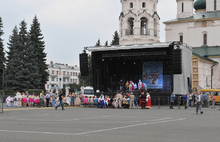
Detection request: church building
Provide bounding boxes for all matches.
[119,0,160,45]
[164,0,220,91]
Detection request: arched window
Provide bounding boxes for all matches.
[126,17,134,35]
[182,3,184,12]
[214,0,217,10]
[154,19,157,37]
[130,2,133,8]
[142,2,146,8]
[203,34,207,45]
[140,17,149,35]
[180,35,183,43]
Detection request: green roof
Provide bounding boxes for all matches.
[192,52,218,63]
[194,0,206,11]
[192,46,220,57]
[164,11,220,23]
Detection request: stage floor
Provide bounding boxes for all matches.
[0,106,219,142]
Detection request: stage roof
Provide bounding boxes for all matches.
[87,42,191,52]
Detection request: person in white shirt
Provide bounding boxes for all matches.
[195,92,203,114]
[6,95,11,107]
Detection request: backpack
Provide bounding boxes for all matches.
[14,97,17,101]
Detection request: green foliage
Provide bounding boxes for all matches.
[68,83,81,91]
[78,55,93,86]
[105,40,108,46]
[95,39,101,46]
[27,89,42,95]
[0,89,15,96]
[29,15,48,90]
[111,31,119,45]
[0,17,6,89]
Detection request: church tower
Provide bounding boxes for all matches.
[119,0,160,45]
[176,0,194,18]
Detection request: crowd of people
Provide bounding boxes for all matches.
[170,91,218,114]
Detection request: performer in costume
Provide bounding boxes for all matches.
[145,92,152,109]
[21,92,25,107]
[129,81,133,91]
[99,93,105,108]
[6,95,11,107]
[138,79,143,92]
[134,83,137,90]
[125,81,129,90]
[36,95,40,107]
[139,92,146,109]
[94,96,98,107]
[112,94,119,108]
[23,94,27,107]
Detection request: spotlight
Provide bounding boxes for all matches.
[102,59,104,61]
[134,62,136,64]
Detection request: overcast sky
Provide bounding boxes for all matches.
[0,0,178,66]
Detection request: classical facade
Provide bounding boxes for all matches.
[164,0,220,90]
[45,61,80,91]
[119,0,160,45]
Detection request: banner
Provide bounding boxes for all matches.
[142,61,163,89]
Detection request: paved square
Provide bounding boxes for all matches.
[0,106,219,142]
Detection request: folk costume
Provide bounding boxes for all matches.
[139,92,146,109]
[138,80,143,92]
[6,96,12,107]
[145,93,152,109]
[99,94,105,107]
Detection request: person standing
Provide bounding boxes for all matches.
[170,92,175,109]
[195,92,203,114]
[202,92,207,108]
[211,94,216,109]
[129,92,135,109]
[46,91,50,107]
[118,92,123,108]
[181,94,188,109]
[51,90,56,107]
[139,92,146,109]
[55,91,65,110]
[189,92,193,107]
[118,79,124,91]
[14,94,18,107]
[16,91,22,107]
[40,91,45,107]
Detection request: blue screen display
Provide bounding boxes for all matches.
[142,61,163,89]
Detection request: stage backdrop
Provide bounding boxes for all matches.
[142,61,163,89]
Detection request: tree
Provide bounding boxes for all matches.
[68,83,81,91]
[111,31,119,45]
[95,39,101,46]
[0,17,6,89]
[105,40,108,46]
[78,55,93,86]
[5,26,19,90]
[29,15,48,90]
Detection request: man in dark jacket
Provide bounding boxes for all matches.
[55,91,65,111]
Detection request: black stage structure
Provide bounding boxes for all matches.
[85,42,192,96]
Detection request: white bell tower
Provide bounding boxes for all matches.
[119,0,160,45]
[176,0,194,19]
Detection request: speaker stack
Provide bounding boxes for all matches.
[172,49,182,74]
[79,53,89,76]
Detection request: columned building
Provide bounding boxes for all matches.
[164,0,220,91]
[119,0,160,45]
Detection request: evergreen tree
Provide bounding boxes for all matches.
[105,40,108,46]
[111,31,119,45]
[5,26,19,90]
[95,39,101,46]
[29,15,48,90]
[0,17,6,89]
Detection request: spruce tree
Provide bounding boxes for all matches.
[111,31,119,45]
[5,26,19,90]
[29,16,48,90]
[95,39,101,46]
[105,40,108,46]
[0,17,6,89]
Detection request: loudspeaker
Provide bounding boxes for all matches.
[172,49,182,74]
[80,53,89,76]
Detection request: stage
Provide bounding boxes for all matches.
[87,42,192,96]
